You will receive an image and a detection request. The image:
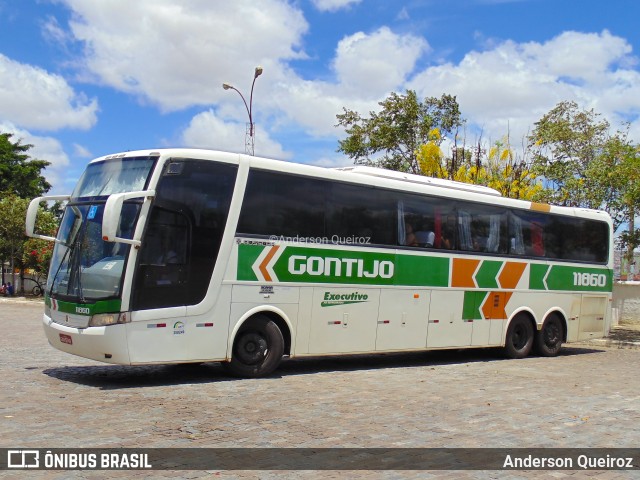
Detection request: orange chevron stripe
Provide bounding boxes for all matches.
[452,258,481,288]
[498,262,527,289]
[481,291,513,319]
[259,246,279,282]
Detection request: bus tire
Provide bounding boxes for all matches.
[534,314,563,357]
[224,315,284,378]
[504,314,534,359]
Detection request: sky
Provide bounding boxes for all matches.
[1,0,639,195]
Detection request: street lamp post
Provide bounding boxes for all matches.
[222,66,263,156]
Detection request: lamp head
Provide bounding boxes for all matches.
[254,66,263,78]
[222,83,232,90]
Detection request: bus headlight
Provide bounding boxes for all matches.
[89,312,130,327]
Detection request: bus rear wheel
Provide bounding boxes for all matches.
[534,314,563,357]
[504,314,534,359]
[224,315,284,378]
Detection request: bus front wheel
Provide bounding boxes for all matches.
[534,314,563,357]
[224,315,284,378]
[504,314,534,359]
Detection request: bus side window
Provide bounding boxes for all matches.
[509,214,525,255]
[397,196,441,249]
[510,211,545,257]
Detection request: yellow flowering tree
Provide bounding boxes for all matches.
[416,128,447,178]
[416,134,544,200]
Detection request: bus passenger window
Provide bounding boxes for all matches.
[396,196,441,249]
[510,212,545,257]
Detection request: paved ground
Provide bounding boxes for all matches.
[1,297,639,479]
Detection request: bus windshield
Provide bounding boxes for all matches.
[47,202,140,301]
[72,157,156,199]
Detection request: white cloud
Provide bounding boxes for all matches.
[0,54,98,131]
[59,2,427,139]
[54,1,640,156]
[0,122,72,195]
[333,27,429,96]
[311,0,362,12]
[406,30,640,144]
[62,0,308,111]
[270,28,429,137]
[181,109,291,160]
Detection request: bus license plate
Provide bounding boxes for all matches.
[59,333,73,345]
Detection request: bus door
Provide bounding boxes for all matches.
[578,295,608,340]
[127,159,237,363]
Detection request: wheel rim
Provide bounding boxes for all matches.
[235,332,269,365]
[544,321,561,348]
[512,323,528,350]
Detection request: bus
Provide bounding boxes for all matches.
[26,148,613,377]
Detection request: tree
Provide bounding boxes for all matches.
[0,132,53,290]
[0,194,57,294]
[528,101,640,229]
[0,195,30,291]
[416,133,544,200]
[528,101,612,209]
[0,132,51,198]
[590,138,640,265]
[481,137,543,200]
[336,91,463,174]
[528,102,640,270]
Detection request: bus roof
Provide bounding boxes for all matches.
[334,165,502,197]
[90,148,612,225]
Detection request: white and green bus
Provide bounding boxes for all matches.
[26,148,613,377]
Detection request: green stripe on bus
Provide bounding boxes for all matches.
[529,264,550,290]
[545,265,613,292]
[237,243,613,292]
[394,254,449,287]
[45,295,122,316]
[462,291,488,320]
[238,244,450,287]
[474,260,501,289]
[529,264,612,292]
[237,243,263,281]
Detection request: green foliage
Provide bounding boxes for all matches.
[23,209,58,277]
[0,194,29,259]
[0,194,58,280]
[528,101,611,209]
[336,91,463,174]
[528,100,640,241]
[336,91,545,200]
[0,132,55,290]
[416,134,545,201]
[0,133,51,198]
[586,136,639,230]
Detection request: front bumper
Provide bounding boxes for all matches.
[42,315,131,364]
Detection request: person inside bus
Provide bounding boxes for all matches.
[439,215,455,249]
[404,222,418,247]
[415,221,435,247]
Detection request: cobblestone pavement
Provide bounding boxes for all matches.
[1,298,639,479]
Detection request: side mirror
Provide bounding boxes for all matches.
[25,195,71,241]
[102,190,155,246]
